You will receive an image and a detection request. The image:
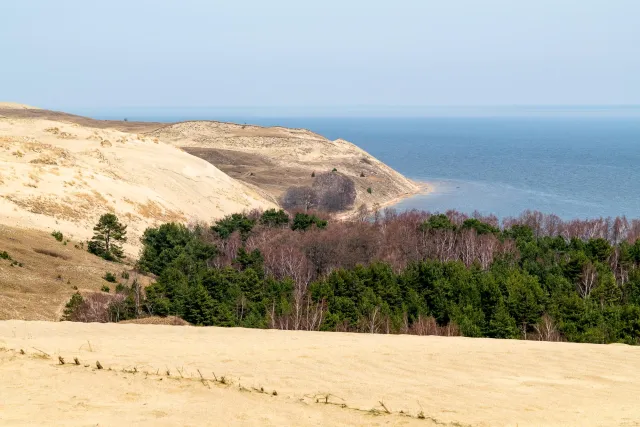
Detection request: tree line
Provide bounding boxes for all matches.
[63,208,640,344]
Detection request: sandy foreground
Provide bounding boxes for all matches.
[1,322,639,426]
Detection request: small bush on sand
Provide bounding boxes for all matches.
[51,230,64,242]
[103,272,117,283]
[101,285,110,293]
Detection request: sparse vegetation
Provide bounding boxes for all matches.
[33,248,70,259]
[51,230,63,242]
[101,285,110,293]
[0,250,11,260]
[103,272,117,283]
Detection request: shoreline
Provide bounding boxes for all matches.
[374,179,433,212]
[339,179,433,221]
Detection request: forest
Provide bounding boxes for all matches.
[64,208,640,345]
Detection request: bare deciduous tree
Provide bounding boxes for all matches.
[312,172,356,212]
[281,186,318,212]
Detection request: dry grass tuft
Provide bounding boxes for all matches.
[29,155,58,165]
[134,200,186,222]
[33,248,70,260]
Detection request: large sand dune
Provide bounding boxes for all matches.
[0,106,423,218]
[0,115,276,255]
[1,321,639,426]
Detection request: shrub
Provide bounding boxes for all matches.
[332,168,337,172]
[51,231,64,242]
[61,292,84,321]
[61,292,120,323]
[360,172,365,177]
[121,270,130,280]
[367,187,372,194]
[103,272,117,283]
[0,251,11,260]
[101,285,110,293]
[291,213,328,231]
[260,209,290,227]
[212,213,255,240]
[311,171,315,177]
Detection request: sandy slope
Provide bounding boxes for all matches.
[0,116,276,255]
[150,121,422,213]
[1,321,639,426]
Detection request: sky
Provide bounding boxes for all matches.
[1,0,639,113]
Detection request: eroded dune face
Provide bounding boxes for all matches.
[0,117,276,255]
[150,121,421,213]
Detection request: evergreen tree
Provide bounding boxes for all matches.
[88,213,127,261]
[488,300,518,338]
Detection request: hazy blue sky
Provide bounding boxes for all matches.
[1,0,639,112]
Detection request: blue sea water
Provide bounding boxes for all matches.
[80,108,640,220]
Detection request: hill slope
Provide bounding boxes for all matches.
[148,121,421,213]
[0,114,277,255]
[0,225,151,321]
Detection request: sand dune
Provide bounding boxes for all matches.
[0,116,276,255]
[150,121,421,213]
[1,321,639,426]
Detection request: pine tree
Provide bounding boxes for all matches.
[489,299,518,339]
[88,213,127,261]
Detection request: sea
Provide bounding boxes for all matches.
[77,107,640,220]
